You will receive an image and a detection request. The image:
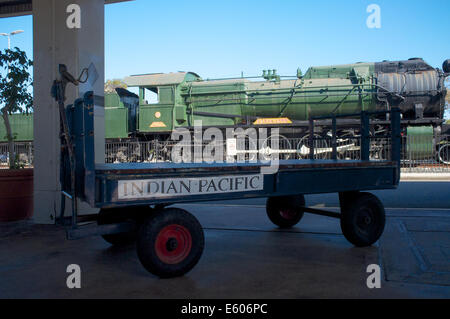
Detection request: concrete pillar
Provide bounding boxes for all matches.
[33,0,104,223]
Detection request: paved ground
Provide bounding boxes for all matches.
[0,181,449,298]
[223,180,450,209]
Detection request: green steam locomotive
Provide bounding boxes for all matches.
[2,58,449,162]
[117,58,447,137]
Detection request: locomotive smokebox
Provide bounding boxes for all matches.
[443,59,450,73]
[374,58,446,120]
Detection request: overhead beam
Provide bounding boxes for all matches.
[0,0,31,18]
[0,0,132,18]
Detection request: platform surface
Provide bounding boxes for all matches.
[0,181,448,299]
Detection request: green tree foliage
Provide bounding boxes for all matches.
[105,79,127,93]
[0,48,33,169]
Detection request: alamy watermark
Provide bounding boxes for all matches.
[66,264,81,289]
[366,264,381,289]
[366,4,381,29]
[66,4,81,29]
[170,121,281,175]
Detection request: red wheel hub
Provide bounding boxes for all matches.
[155,224,192,264]
[280,209,297,220]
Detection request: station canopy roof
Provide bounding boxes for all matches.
[124,72,201,87]
[0,0,131,18]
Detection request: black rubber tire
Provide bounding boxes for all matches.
[137,208,204,278]
[340,192,385,247]
[98,206,150,246]
[266,195,305,228]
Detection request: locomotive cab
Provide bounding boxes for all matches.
[124,72,201,135]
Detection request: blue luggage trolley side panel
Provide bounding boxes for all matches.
[94,167,277,208]
[71,98,87,199]
[92,160,398,208]
[275,165,398,195]
[80,91,96,207]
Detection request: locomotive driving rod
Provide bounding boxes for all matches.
[51,64,89,226]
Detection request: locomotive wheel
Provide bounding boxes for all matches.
[297,134,329,159]
[437,144,450,165]
[98,206,151,246]
[137,208,204,278]
[340,192,385,247]
[266,195,305,228]
[261,134,292,160]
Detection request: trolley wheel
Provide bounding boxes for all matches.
[340,192,385,247]
[137,208,204,278]
[98,206,150,246]
[266,195,305,228]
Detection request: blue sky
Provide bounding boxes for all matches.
[0,0,449,80]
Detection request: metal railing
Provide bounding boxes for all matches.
[103,135,450,173]
[2,135,450,173]
[0,142,34,169]
[401,134,450,172]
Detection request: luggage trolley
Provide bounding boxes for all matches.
[55,77,401,279]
